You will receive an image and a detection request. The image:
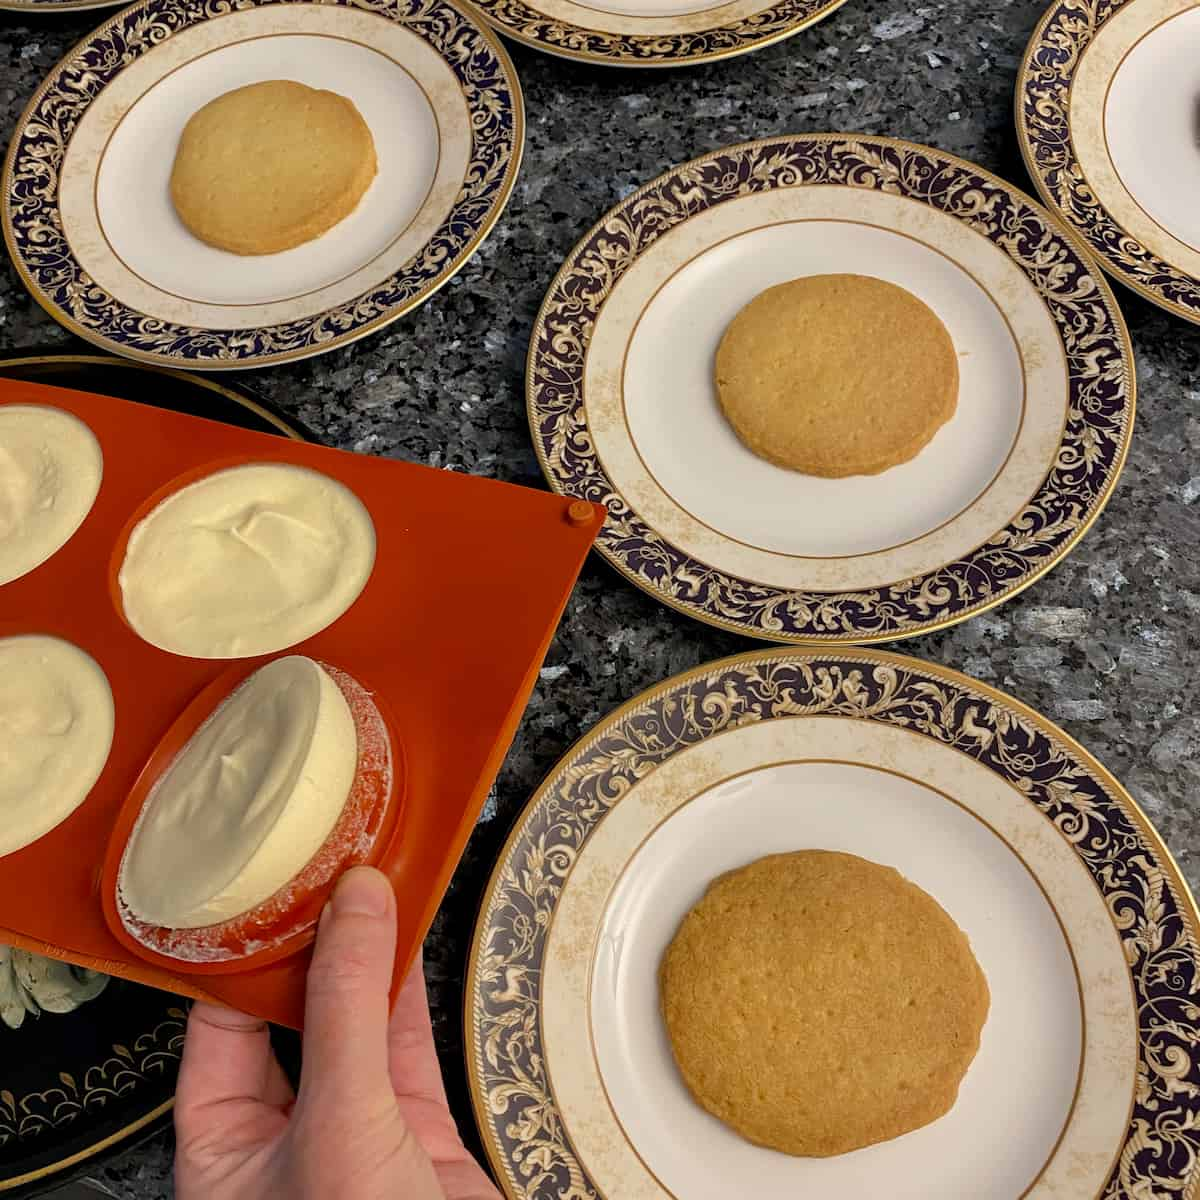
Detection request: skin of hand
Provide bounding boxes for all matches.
[173,866,501,1200]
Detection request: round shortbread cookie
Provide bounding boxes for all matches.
[714,274,959,478]
[660,850,990,1157]
[170,79,377,256]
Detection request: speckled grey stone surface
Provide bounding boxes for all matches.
[2,0,1199,1194]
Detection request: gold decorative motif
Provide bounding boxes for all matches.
[0,1011,185,1149]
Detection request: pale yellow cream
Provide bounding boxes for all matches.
[119,656,358,929]
[0,406,103,586]
[0,635,115,857]
[118,462,375,659]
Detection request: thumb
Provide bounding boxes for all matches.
[299,866,398,1115]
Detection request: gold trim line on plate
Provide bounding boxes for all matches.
[458,0,852,68]
[0,1101,173,1192]
[1013,0,1199,325]
[527,131,1136,646]
[464,645,1196,1200]
[0,0,525,371]
[568,0,731,20]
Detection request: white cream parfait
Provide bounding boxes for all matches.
[110,654,395,967]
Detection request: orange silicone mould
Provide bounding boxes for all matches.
[0,378,603,1029]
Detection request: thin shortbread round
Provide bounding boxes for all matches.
[715,274,959,477]
[660,850,990,1157]
[170,79,377,256]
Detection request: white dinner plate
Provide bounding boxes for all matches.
[527,134,1135,644]
[1017,0,1200,324]
[467,648,1200,1200]
[2,0,522,369]
[462,0,849,68]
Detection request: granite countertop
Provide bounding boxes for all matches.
[2,0,1199,1195]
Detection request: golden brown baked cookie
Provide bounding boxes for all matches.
[714,274,959,477]
[660,850,989,1157]
[170,80,377,256]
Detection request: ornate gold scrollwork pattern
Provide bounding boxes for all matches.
[0,1010,184,1148]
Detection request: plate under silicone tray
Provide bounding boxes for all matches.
[0,378,603,1029]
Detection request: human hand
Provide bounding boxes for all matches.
[173,866,500,1200]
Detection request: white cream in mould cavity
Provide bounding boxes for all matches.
[0,405,103,586]
[0,635,115,857]
[118,462,376,659]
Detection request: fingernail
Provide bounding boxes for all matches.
[331,866,392,918]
